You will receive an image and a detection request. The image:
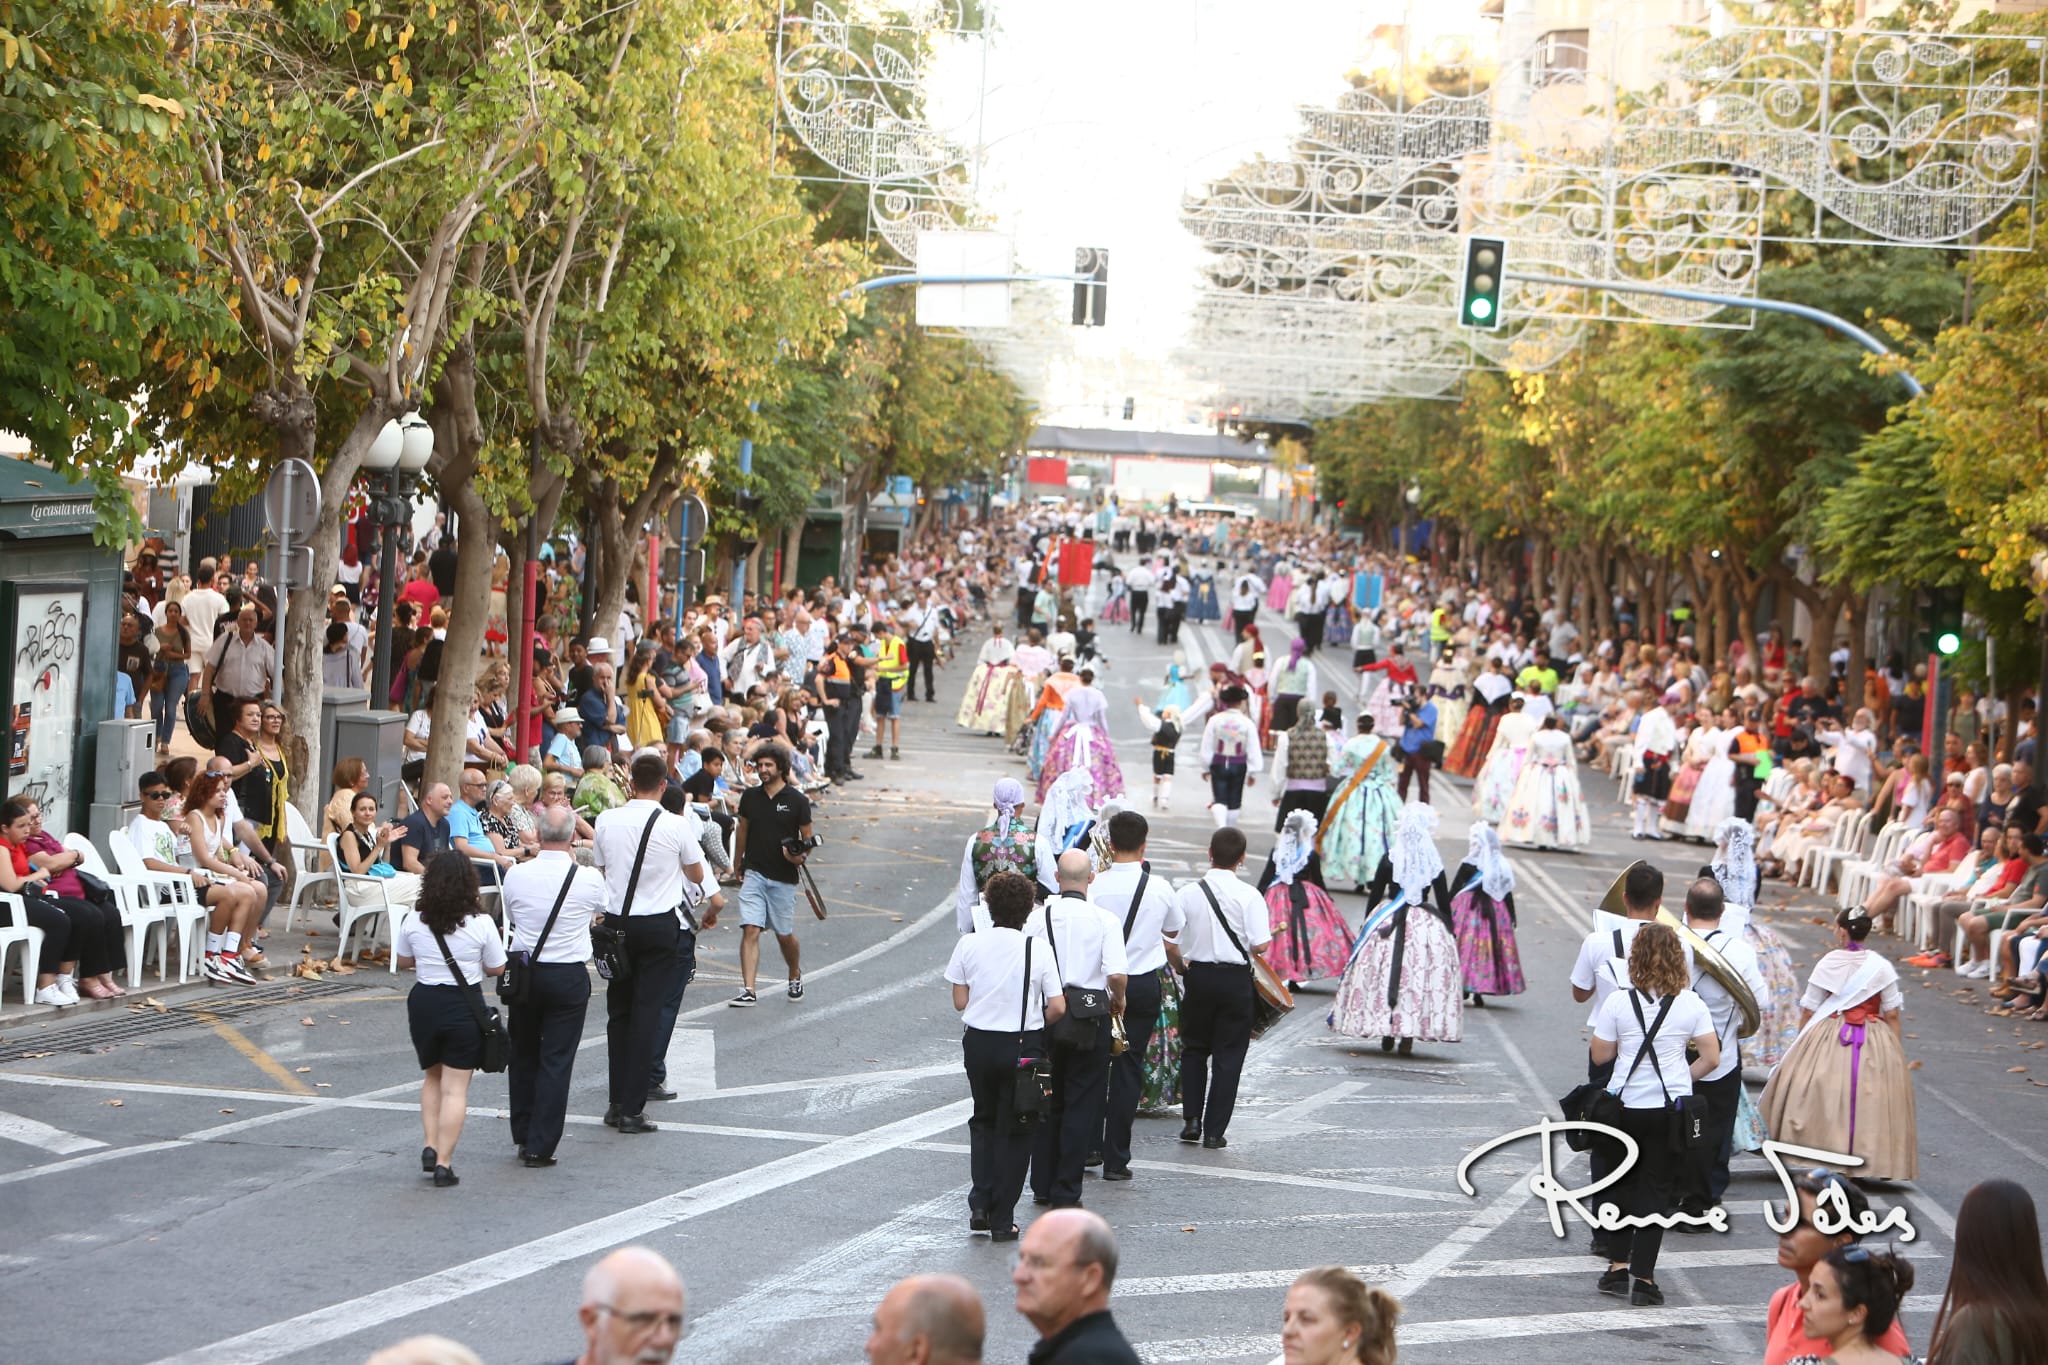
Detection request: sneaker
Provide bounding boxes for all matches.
[200,953,234,983]
[32,984,71,1007]
[216,955,258,984]
[787,979,804,1001]
[868,745,884,759]
[728,989,758,1008]
[1960,960,1992,980]
[890,747,901,760]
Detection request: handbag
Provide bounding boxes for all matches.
[1009,939,1052,1131]
[75,869,118,911]
[366,861,398,879]
[1626,991,1712,1152]
[499,861,579,1006]
[1559,989,1673,1148]
[591,808,662,982]
[431,926,509,1074]
[1044,903,1112,1049]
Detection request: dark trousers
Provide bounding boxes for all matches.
[1129,591,1149,632]
[906,638,938,700]
[1398,748,1432,803]
[825,692,858,774]
[1016,587,1035,628]
[647,927,700,1088]
[1688,1067,1743,1206]
[18,895,70,974]
[604,915,683,1116]
[1101,969,1162,1171]
[964,1027,1043,1232]
[1295,611,1325,653]
[1586,1054,1625,1259]
[1734,780,1762,821]
[508,962,590,1158]
[1606,1104,1680,1282]
[40,895,120,977]
[1113,530,1130,551]
[1232,608,1257,639]
[1180,963,1254,1139]
[1032,1021,1109,1206]
[1209,759,1248,814]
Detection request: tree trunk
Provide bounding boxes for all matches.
[1529,533,1549,605]
[1734,572,1765,674]
[781,518,804,598]
[421,339,492,792]
[1844,593,1870,715]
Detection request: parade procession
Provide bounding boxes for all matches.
[8,2,2048,1363]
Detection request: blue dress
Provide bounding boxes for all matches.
[1158,665,1193,712]
[1186,574,1221,622]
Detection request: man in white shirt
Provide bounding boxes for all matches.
[721,616,777,697]
[1013,555,1038,628]
[1681,878,1766,1215]
[1198,686,1265,828]
[1123,562,1155,635]
[1229,571,1265,640]
[1089,811,1184,1181]
[590,753,712,1132]
[1172,827,1272,1148]
[905,589,945,703]
[1028,850,1129,1208]
[502,805,609,1164]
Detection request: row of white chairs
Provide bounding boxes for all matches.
[0,830,215,1006]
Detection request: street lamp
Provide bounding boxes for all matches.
[368,414,434,708]
[1399,483,1421,559]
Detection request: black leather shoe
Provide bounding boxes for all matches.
[646,1086,678,1102]
[432,1164,459,1187]
[420,1145,437,1173]
[991,1226,1021,1243]
[616,1114,658,1135]
[520,1152,557,1168]
[969,1210,990,1232]
[1031,1193,1052,1206]
[1178,1122,1202,1143]
[603,1106,622,1129]
[1101,1167,1133,1182]
[1630,1280,1664,1308]
[1597,1268,1629,1297]
[1379,1036,1395,1053]
[1084,1151,1104,1168]
[1201,1135,1228,1149]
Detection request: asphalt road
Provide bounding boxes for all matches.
[2,576,2043,1365]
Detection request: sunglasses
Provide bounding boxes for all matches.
[141,789,171,801]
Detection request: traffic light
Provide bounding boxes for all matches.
[1459,236,1505,329]
[1072,247,1108,327]
[1926,586,1964,656]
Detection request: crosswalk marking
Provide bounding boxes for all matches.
[0,1108,106,1156]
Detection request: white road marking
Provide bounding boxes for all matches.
[663,1027,716,1096]
[0,1140,190,1188]
[144,1097,976,1365]
[903,1140,1466,1203]
[0,1108,107,1155]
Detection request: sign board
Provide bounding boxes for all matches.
[3,580,87,836]
[1353,572,1384,612]
[679,493,710,548]
[262,542,316,591]
[914,230,1012,329]
[263,458,323,537]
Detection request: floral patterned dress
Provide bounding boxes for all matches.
[1258,848,1355,983]
[1139,968,1183,1113]
[1318,735,1401,888]
[1473,711,1537,825]
[1448,862,1525,997]
[1330,862,1463,1044]
[1500,729,1593,850]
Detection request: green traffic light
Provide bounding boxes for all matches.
[1936,631,1961,656]
[1469,298,1493,321]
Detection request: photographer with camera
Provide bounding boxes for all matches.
[1396,692,1439,805]
[729,744,817,1007]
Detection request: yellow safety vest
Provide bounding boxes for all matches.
[875,637,908,685]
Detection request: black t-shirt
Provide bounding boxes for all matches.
[428,547,459,597]
[400,811,452,864]
[2011,786,2047,837]
[681,768,719,802]
[738,783,812,884]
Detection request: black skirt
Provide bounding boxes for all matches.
[408,982,484,1070]
[1633,752,1673,801]
[1352,647,1378,671]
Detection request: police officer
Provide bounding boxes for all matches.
[1089,811,1184,1182]
[502,805,608,1166]
[591,752,708,1134]
[1172,826,1270,1149]
[1030,850,1127,1209]
[820,636,864,782]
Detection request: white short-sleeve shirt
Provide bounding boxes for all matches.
[1593,987,1715,1108]
[947,926,1065,1032]
[1031,895,1129,991]
[399,913,507,986]
[591,799,704,918]
[1089,861,1184,976]
[1570,918,1691,1027]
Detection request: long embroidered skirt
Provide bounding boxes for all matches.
[1330,909,1463,1043]
[1026,709,1061,781]
[1472,744,1528,825]
[1320,778,1401,887]
[957,663,1021,734]
[1759,1006,1918,1181]
[1037,720,1125,803]
[1445,704,1497,777]
[1451,888,1525,997]
[1139,968,1183,1113]
[1265,881,1354,982]
[1745,917,1802,1070]
[1500,757,1593,850]
[1662,760,1706,823]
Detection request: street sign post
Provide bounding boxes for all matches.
[262,458,324,701]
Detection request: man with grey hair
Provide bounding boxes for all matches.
[865,1273,984,1364]
[502,803,607,1166]
[563,1246,685,1365]
[1011,1209,1137,1362]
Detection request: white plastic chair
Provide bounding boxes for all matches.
[1613,747,1638,802]
[1806,812,1870,895]
[328,833,407,969]
[0,892,47,1006]
[65,833,172,986]
[282,803,337,930]
[1901,859,1978,948]
[108,828,208,983]
[1839,821,1914,910]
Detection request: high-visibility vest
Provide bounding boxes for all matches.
[875,637,908,685]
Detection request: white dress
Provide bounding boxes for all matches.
[1684,728,1738,839]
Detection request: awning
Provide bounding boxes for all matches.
[0,456,100,540]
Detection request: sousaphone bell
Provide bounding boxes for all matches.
[1597,862,1759,1040]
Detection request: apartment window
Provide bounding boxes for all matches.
[1538,28,1590,82]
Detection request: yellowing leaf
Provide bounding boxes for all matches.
[282,276,300,297]
[256,141,271,163]
[343,7,361,31]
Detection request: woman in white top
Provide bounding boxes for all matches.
[944,870,1067,1243]
[178,771,272,979]
[395,852,507,1188]
[1588,922,1720,1308]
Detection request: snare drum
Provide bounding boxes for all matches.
[1250,955,1295,1039]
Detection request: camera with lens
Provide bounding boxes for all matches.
[782,833,822,860]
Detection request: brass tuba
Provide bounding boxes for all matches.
[1597,862,1759,1039]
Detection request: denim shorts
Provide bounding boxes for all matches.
[738,870,799,935]
[872,681,901,718]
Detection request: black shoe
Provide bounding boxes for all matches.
[520,1152,557,1168]
[421,1145,437,1173]
[1597,1268,1629,1297]
[1202,1135,1228,1149]
[1630,1280,1664,1308]
[1032,1193,1053,1206]
[868,745,884,759]
[844,769,866,781]
[616,1114,658,1135]
[991,1226,1021,1243]
[1396,1037,1413,1056]
[1102,1167,1133,1182]
[1179,1122,1203,1143]
[1084,1151,1104,1168]
[1671,1202,1713,1232]
[969,1210,990,1232]
[1472,994,1487,1008]
[432,1164,459,1188]
[603,1106,622,1129]
[646,1086,678,1103]
[1379,1036,1395,1053]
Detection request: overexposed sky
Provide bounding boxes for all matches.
[922,0,1492,420]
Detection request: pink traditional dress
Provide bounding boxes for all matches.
[1450,824,1525,999]
[1259,810,1355,983]
[1331,805,1463,1046]
[1036,684,1125,803]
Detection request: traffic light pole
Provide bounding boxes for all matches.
[842,272,1096,297]
[1502,271,1925,399]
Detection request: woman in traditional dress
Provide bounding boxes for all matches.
[1139,971,1183,1114]
[1323,585,1354,651]
[1473,696,1537,825]
[1268,637,1318,733]
[1318,715,1402,892]
[1157,660,1193,713]
[1447,658,1512,778]
[957,622,1022,735]
[1713,817,1802,1070]
[1099,570,1130,627]
[1033,768,1098,897]
[1185,564,1221,623]
[1330,803,1461,1055]
[1259,810,1355,987]
[1683,706,1742,840]
[1661,707,1718,832]
[1629,689,1681,839]
[1431,648,1472,750]
[954,777,1038,932]
[1266,560,1294,615]
[1501,716,1594,851]
[1758,905,1918,1181]
[1037,669,1125,803]
[1359,643,1419,739]
[1023,661,1080,782]
[1451,823,1524,1005]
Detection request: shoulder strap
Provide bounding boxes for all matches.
[1123,868,1151,942]
[529,862,581,961]
[1622,991,1679,1101]
[1196,879,1252,969]
[431,926,495,1035]
[618,808,664,916]
[1018,937,1034,1042]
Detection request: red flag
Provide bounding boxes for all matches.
[1057,539,1094,588]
